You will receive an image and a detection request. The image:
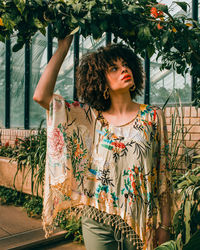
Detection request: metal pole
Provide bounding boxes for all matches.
[144,52,150,104]
[5,37,11,128]
[47,24,53,62]
[106,32,112,45]
[191,0,199,101]
[24,41,30,129]
[73,33,79,101]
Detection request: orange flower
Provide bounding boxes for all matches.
[157,23,163,30]
[172,27,177,33]
[150,7,163,18]
[0,18,4,26]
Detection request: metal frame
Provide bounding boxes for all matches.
[144,52,150,105]
[24,41,30,129]
[2,1,199,128]
[73,33,80,101]
[47,24,53,62]
[191,0,199,101]
[5,38,11,128]
[106,32,112,45]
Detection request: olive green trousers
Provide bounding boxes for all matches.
[81,216,137,250]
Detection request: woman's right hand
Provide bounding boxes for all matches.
[33,35,73,110]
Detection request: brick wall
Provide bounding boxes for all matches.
[164,106,200,150]
[0,105,200,151]
[0,129,37,146]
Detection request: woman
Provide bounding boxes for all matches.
[33,35,173,250]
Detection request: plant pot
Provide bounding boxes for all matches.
[0,156,43,197]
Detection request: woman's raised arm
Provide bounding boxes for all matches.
[33,35,73,110]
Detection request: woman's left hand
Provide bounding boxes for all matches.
[155,226,170,246]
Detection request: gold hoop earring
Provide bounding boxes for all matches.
[130,84,136,92]
[103,88,110,100]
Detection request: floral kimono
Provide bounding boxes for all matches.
[43,93,173,250]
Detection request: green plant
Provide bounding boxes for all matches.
[0,131,18,157]
[0,143,14,157]
[23,196,43,217]
[0,0,200,106]
[54,210,83,243]
[0,186,43,217]
[155,166,200,250]
[162,92,200,174]
[174,166,200,249]
[11,120,46,196]
[0,186,24,206]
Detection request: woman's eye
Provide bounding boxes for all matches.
[110,67,117,72]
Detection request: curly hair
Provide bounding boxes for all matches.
[76,43,144,111]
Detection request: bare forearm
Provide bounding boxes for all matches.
[160,192,171,226]
[156,192,171,246]
[33,35,73,109]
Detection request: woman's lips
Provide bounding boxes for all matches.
[122,74,131,80]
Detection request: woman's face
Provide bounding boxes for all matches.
[105,58,134,93]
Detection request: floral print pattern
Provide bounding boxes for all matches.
[43,94,172,250]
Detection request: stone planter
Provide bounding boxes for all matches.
[0,156,42,197]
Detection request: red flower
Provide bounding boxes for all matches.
[72,101,80,107]
[48,128,65,159]
[150,7,164,18]
[5,141,9,147]
[153,110,157,121]
[65,101,71,108]
[111,141,126,149]
[15,138,19,146]
[134,166,139,174]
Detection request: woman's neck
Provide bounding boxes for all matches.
[108,91,137,115]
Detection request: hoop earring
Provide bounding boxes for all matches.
[130,84,136,92]
[103,88,110,100]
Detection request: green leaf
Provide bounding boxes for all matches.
[154,240,178,250]
[2,14,16,31]
[0,34,5,43]
[138,25,151,40]
[69,26,80,35]
[183,230,200,250]
[173,1,189,12]
[90,23,102,39]
[154,4,169,14]
[14,0,26,15]
[71,14,78,24]
[34,0,43,6]
[72,3,82,13]
[33,18,43,29]
[146,44,155,58]
[162,31,170,45]
[39,27,46,36]
[184,200,191,244]
[12,42,24,52]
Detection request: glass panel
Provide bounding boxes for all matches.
[10,36,25,128]
[29,32,46,129]
[160,0,192,15]
[0,42,5,127]
[150,53,191,105]
[79,33,106,57]
[54,37,74,101]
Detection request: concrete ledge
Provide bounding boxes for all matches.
[0,157,42,197]
[0,228,67,250]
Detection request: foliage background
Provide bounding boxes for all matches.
[0,0,200,106]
